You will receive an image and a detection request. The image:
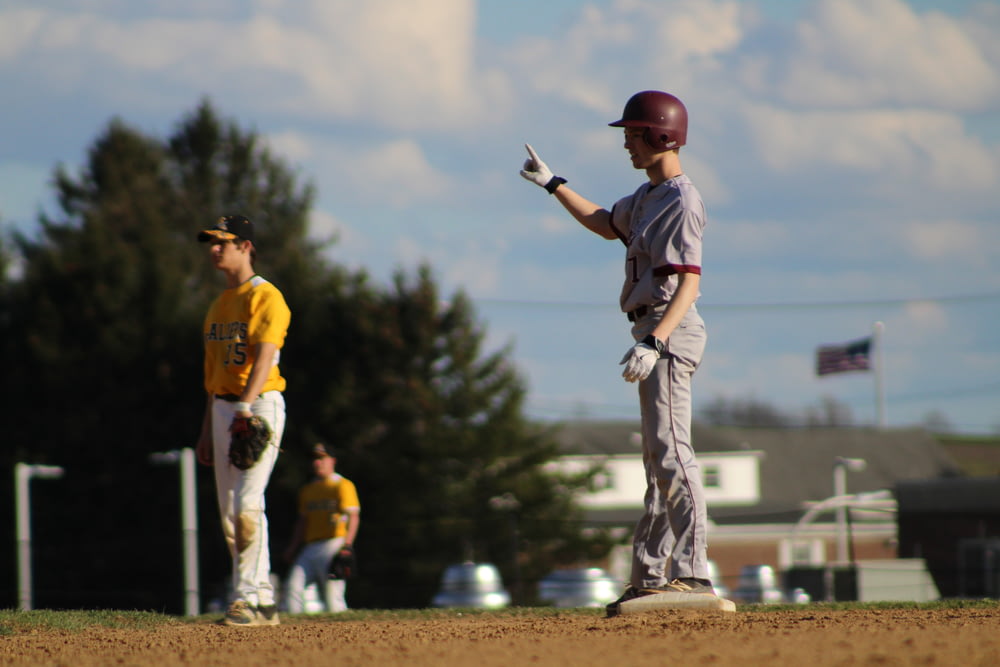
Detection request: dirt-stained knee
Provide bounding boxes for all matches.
[236,512,257,552]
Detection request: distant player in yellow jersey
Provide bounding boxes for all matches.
[194,215,291,627]
[283,443,361,613]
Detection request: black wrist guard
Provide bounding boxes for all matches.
[642,334,664,356]
[544,176,567,194]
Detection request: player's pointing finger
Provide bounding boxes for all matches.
[524,143,540,165]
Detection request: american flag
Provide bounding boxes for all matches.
[816,337,872,376]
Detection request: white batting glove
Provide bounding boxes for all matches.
[619,335,664,383]
[520,144,566,194]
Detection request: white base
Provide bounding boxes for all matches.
[617,592,736,615]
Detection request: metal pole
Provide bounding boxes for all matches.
[833,457,867,564]
[873,321,886,429]
[180,448,200,617]
[833,463,848,564]
[15,463,65,611]
[16,464,31,611]
[151,449,201,616]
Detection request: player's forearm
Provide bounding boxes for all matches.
[650,273,700,343]
[553,185,617,239]
[344,514,360,546]
[239,342,278,404]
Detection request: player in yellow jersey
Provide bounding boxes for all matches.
[283,443,361,613]
[194,215,291,627]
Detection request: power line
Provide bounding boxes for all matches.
[701,292,1000,311]
[890,381,1000,403]
[474,291,1000,311]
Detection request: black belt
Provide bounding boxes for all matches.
[215,393,241,402]
[626,306,649,322]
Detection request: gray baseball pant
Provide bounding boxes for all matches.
[630,308,709,588]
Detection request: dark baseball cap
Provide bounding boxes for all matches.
[198,215,255,244]
[312,443,336,459]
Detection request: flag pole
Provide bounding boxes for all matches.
[873,321,886,428]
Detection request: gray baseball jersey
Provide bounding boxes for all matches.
[608,174,705,313]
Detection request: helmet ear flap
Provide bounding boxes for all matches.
[643,127,670,150]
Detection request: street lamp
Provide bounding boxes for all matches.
[150,448,200,616]
[833,457,867,564]
[15,463,65,611]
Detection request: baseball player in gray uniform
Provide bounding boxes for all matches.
[520,90,716,617]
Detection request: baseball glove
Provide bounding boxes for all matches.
[228,415,272,470]
[329,545,358,580]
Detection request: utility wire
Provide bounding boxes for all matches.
[474,291,1000,311]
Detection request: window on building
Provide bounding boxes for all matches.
[779,538,826,568]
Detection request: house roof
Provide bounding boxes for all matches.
[553,421,963,525]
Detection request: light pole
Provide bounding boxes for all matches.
[150,448,200,616]
[15,463,65,611]
[833,457,867,564]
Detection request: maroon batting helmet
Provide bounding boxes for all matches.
[608,90,688,150]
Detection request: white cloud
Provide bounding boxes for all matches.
[264,130,314,164]
[897,300,949,335]
[506,0,746,117]
[779,0,1000,110]
[348,139,451,206]
[651,0,743,59]
[678,152,730,206]
[0,9,43,60]
[902,220,997,266]
[746,104,998,191]
[394,235,508,295]
[265,130,451,208]
[307,208,352,246]
[0,1,510,129]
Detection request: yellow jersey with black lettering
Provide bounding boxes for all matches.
[299,474,361,543]
[203,275,291,396]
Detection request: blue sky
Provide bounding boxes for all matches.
[2,0,999,433]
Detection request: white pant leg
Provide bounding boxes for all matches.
[325,578,348,612]
[317,537,347,612]
[285,560,309,614]
[212,391,285,607]
[285,538,342,613]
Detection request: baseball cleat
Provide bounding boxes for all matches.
[605,586,641,618]
[255,604,280,626]
[639,578,716,596]
[222,600,259,626]
[607,579,727,617]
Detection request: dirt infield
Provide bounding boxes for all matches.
[3,606,1000,666]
